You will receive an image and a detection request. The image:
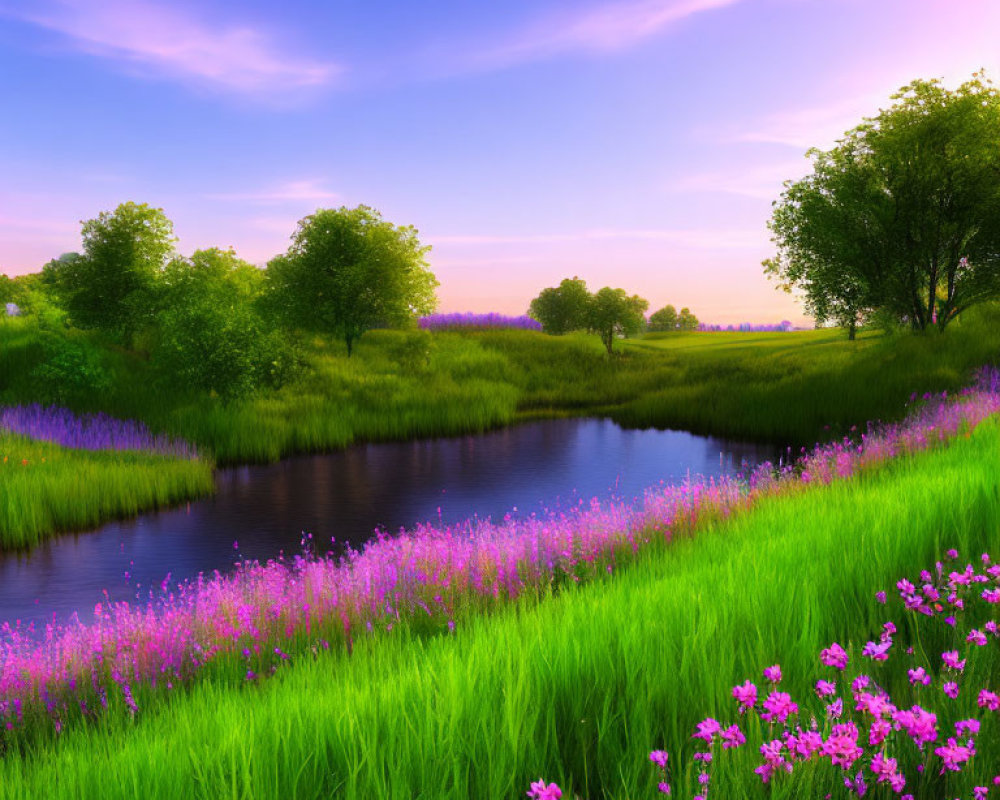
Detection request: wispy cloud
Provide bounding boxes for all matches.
[670,160,812,199]
[431,226,764,250]
[731,100,876,150]
[4,0,340,98]
[470,0,741,69]
[206,180,341,204]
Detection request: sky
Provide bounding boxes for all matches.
[2,0,999,325]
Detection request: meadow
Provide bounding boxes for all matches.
[5,305,1000,466]
[0,394,997,798]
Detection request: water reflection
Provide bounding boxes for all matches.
[0,419,778,626]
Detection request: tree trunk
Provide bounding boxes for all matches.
[848,320,857,341]
[345,335,354,357]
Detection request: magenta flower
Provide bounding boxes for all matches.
[720,724,745,749]
[822,723,862,769]
[657,782,671,795]
[943,681,959,699]
[935,737,973,771]
[526,779,562,800]
[815,679,837,697]
[956,719,981,737]
[731,680,758,713]
[763,664,782,683]
[968,629,988,645]
[820,642,848,670]
[978,689,1000,711]
[648,750,668,769]
[941,650,966,672]
[760,691,798,724]
[862,640,891,661]
[693,718,721,743]
[907,667,931,686]
[893,706,938,747]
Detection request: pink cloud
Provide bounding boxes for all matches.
[6,0,339,97]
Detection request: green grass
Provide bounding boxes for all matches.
[5,308,1000,465]
[0,432,214,549]
[2,418,997,798]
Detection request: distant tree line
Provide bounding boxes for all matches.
[527,278,699,353]
[765,72,1000,339]
[4,202,437,401]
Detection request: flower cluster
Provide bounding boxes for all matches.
[698,321,793,332]
[646,548,1000,797]
[0,404,198,459]
[418,312,543,331]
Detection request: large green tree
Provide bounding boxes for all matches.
[528,277,591,334]
[54,203,175,337]
[765,73,1000,335]
[588,287,648,355]
[266,206,438,356]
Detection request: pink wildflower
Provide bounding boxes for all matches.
[761,691,798,724]
[732,680,758,713]
[820,642,848,670]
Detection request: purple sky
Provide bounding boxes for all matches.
[1,0,997,324]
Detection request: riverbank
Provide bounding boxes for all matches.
[1,399,997,798]
[3,310,1000,549]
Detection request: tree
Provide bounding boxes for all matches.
[154,248,295,400]
[677,307,699,331]
[528,277,591,334]
[765,73,1000,336]
[588,287,648,355]
[647,304,678,332]
[266,206,438,356]
[55,203,175,337]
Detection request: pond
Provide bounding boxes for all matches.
[0,418,779,627]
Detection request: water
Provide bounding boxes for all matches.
[0,419,778,627]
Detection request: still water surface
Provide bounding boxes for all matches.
[0,419,778,626]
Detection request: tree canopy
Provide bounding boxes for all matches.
[54,203,175,337]
[588,287,648,355]
[266,206,438,355]
[527,277,591,334]
[647,304,678,332]
[765,73,1000,336]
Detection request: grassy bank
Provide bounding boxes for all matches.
[5,309,1000,464]
[2,417,997,798]
[0,432,214,550]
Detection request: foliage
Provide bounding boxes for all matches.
[588,286,649,354]
[50,204,175,338]
[677,306,698,331]
[647,304,678,332]
[29,334,112,405]
[153,248,297,401]
[265,206,438,356]
[528,277,592,334]
[766,73,1000,336]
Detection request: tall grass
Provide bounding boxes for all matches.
[1,417,997,798]
[0,432,213,550]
